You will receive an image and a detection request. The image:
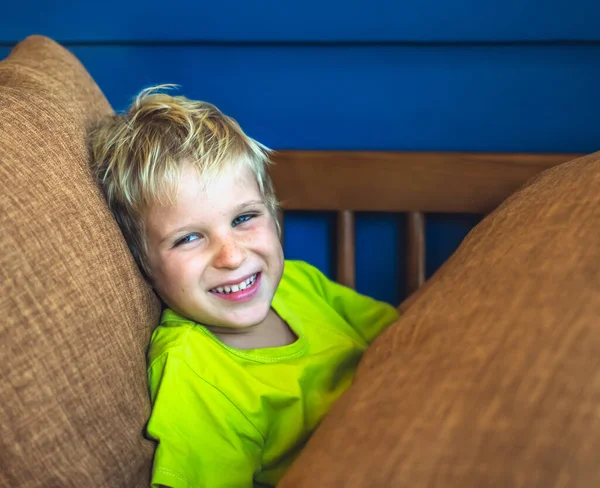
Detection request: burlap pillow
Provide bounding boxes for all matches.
[0,36,160,487]
[280,151,600,487]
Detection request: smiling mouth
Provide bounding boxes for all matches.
[210,273,259,295]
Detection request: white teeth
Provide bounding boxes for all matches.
[212,273,258,294]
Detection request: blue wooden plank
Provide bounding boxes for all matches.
[63,44,600,153]
[2,0,600,43]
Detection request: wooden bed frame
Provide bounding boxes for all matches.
[269,150,580,296]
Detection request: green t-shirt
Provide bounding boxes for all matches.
[146,260,399,487]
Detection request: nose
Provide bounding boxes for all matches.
[211,233,247,270]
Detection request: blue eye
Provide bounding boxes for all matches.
[232,213,256,228]
[174,234,200,247]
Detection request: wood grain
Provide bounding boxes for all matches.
[336,210,356,289]
[406,211,426,295]
[270,150,581,214]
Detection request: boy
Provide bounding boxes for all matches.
[90,86,400,487]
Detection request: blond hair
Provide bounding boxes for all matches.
[89,85,278,277]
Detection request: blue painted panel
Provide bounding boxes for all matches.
[426,213,483,279]
[4,43,597,153]
[2,0,600,42]
[282,212,334,279]
[64,44,600,153]
[355,213,402,305]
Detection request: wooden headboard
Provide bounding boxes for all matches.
[270,150,580,295]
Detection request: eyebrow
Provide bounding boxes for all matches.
[234,199,265,212]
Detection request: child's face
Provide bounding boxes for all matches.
[143,162,284,330]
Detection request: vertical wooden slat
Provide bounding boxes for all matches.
[336,210,356,289]
[406,211,426,295]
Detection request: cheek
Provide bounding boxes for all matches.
[247,223,282,251]
[154,254,201,289]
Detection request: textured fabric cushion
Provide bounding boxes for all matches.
[280,152,600,487]
[0,36,160,487]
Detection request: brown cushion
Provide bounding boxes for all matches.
[0,36,160,486]
[280,151,600,487]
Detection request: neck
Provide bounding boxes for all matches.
[208,308,296,349]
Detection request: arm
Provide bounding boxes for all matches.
[147,354,263,488]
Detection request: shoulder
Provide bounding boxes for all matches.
[147,309,250,392]
[147,309,196,365]
[275,260,341,315]
[146,318,225,405]
[147,309,226,380]
[281,259,330,292]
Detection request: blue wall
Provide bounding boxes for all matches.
[2,1,599,304]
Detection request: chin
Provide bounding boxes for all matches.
[226,306,271,329]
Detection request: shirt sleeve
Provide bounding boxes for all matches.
[146,353,264,488]
[292,260,400,344]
